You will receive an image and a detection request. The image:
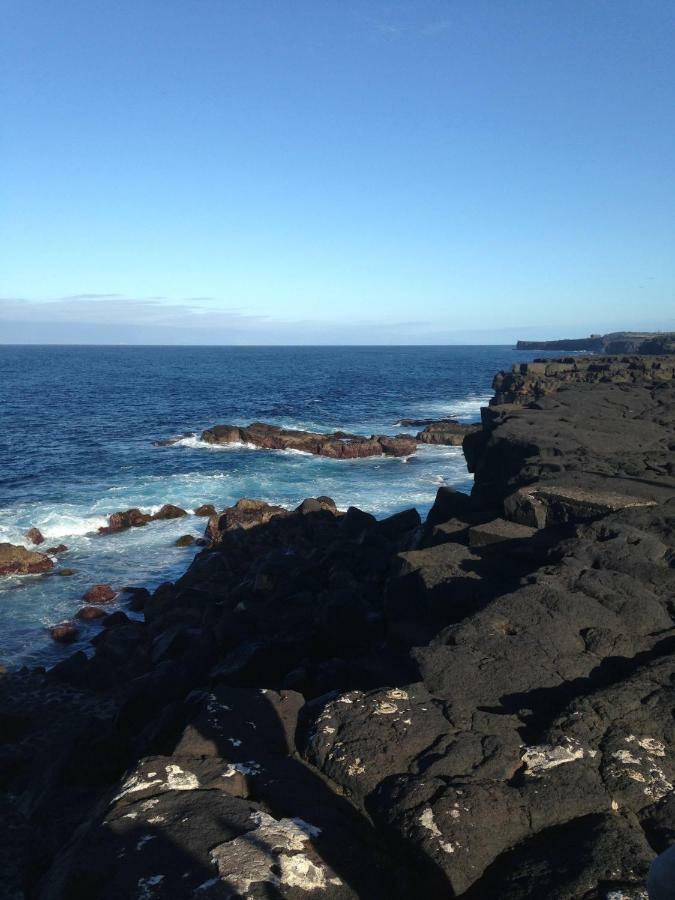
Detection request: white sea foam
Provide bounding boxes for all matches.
[39,514,110,538]
[397,394,492,425]
[173,435,259,451]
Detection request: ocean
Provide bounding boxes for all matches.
[0,345,553,668]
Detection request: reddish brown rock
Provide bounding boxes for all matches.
[99,508,152,534]
[45,544,68,554]
[98,504,187,535]
[193,503,217,517]
[0,543,54,576]
[82,584,116,604]
[206,498,289,544]
[49,622,80,643]
[200,421,416,458]
[75,606,108,622]
[153,503,188,521]
[24,527,45,545]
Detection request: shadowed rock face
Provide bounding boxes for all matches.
[2,356,674,899]
[415,420,480,446]
[201,421,417,458]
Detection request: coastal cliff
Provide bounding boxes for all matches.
[1,356,674,899]
[516,330,675,354]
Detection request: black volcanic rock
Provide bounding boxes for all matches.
[416,420,481,445]
[3,354,675,899]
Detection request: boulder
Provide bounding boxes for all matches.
[193,503,216,517]
[206,498,289,544]
[425,486,484,527]
[24,527,45,545]
[48,622,80,643]
[82,584,116,604]
[75,606,108,622]
[152,503,188,521]
[175,534,195,547]
[0,543,54,575]
[376,508,421,541]
[340,506,377,538]
[45,544,68,554]
[99,507,152,533]
[294,496,338,515]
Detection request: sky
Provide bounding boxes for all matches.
[1,0,674,344]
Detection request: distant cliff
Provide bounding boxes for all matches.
[517,330,675,354]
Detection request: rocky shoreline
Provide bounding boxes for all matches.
[516,330,675,354]
[1,354,674,899]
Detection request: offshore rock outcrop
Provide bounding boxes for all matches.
[200,422,417,458]
[0,542,54,575]
[1,355,674,899]
[415,420,480,446]
[97,504,189,535]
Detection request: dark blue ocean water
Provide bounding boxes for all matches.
[0,345,554,667]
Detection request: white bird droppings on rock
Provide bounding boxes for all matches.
[165,764,200,790]
[210,811,331,895]
[374,701,399,715]
[113,772,163,802]
[626,734,666,756]
[387,688,409,701]
[347,757,366,776]
[419,807,442,838]
[612,750,641,766]
[521,739,584,776]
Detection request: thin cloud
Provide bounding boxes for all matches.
[361,12,454,39]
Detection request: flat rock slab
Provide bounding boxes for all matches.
[468,518,537,547]
[505,485,657,528]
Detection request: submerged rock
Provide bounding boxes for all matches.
[45,544,68,554]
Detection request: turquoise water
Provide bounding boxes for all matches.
[0,345,553,667]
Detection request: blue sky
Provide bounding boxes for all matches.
[2,0,674,344]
